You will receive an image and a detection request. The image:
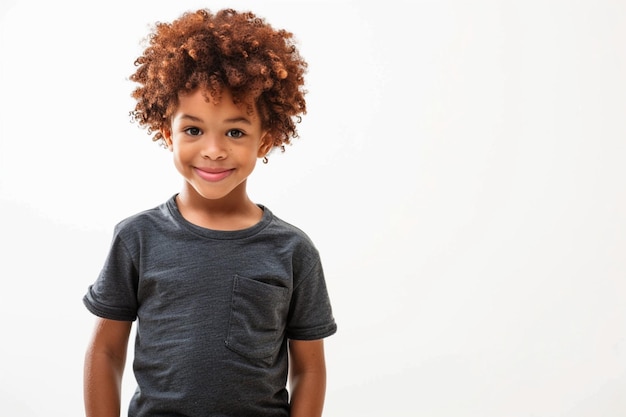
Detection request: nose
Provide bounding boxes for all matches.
[201,134,227,160]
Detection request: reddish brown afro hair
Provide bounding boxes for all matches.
[129,8,308,149]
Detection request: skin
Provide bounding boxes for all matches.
[289,339,328,417]
[83,87,327,417]
[161,88,273,230]
[84,318,132,417]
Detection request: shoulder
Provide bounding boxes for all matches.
[112,196,175,238]
[261,207,321,264]
[264,207,315,244]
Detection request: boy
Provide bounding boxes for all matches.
[83,8,336,417]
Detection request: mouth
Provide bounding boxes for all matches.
[194,167,234,182]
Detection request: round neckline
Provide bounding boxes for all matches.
[165,194,272,240]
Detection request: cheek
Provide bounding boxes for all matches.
[172,141,192,157]
[171,144,193,168]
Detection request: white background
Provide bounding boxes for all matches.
[1,0,625,416]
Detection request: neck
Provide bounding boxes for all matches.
[176,182,262,231]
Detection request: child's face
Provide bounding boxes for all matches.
[162,88,270,202]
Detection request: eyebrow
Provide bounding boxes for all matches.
[178,114,252,125]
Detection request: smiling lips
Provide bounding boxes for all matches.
[195,167,234,182]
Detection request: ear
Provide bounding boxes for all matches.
[257,132,274,158]
[161,128,173,151]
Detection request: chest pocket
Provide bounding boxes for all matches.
[225,274,290,360]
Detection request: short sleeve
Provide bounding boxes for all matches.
[286,256,337,340]
[83,227,139,321]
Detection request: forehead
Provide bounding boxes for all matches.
[171,88,264,129]
[175,88,257,113]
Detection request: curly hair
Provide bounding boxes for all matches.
[129,8,308,149]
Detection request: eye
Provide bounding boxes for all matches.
[226,129,244,139]
[184,127,202,136]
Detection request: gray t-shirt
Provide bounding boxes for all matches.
[83,195,337,417]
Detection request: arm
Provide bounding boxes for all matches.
[84,317,132,417]
[288,339,327,417]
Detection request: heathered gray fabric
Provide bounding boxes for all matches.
[83,195,337,417]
